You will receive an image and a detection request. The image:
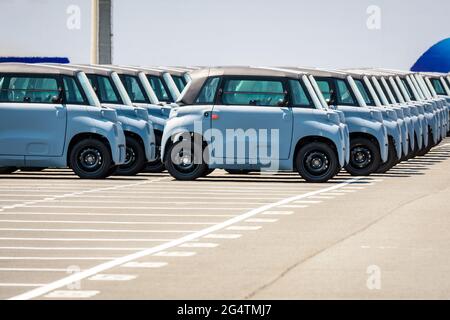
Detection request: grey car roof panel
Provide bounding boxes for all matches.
[0,63,79,76]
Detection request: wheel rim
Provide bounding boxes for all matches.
[173,148,196,173]
[303,151,330,176]
[351,146,372,169]
[77,147,103,172]
[122,146,137,168]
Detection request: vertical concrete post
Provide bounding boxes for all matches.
[90,0,99,64]
[98,0,112,64]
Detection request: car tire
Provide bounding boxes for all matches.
[225,169,252,174]
[115,136,146,176]
[416,130,433,156]
[69,139,113,179]
[296,142,338,183]
[0,167,17,174]
[345,137,380,176]
[376,139,397,174]
[144,133,165,173]
[164,140,207,181]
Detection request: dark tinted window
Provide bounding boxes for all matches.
[221,78,285,106]
[172,75,186,92]
[354,79,375,106]
[401,78,416,101]
[0,74,60,103]
[120,75,148,103]
[430,78,446,95]
[63,76,86,104]
[88,75,121,104]
[288,79,313,107]
[336,79,356,105]
[195,77,220,104]
[147,75,171,102]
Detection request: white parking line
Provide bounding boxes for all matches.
[0,268,69,272]
[279,205,308,208]
[179,242,218,248]
[226,226,262,231]
[88,274,136,281]
[9,176,362,300]
[0,228,197,233]
[154,251,196,257]
[121,262,167,269]
[22,206,252,211]
[204,234,242,239]
[261,211,294,215]
[0,219,217,226]
[0,257,114,260]
[0,212,237,218]
[44,290,99,298]
[0,283,46,287]
[0,237,176,242]
[245,218,278,223]
[0,247,151,251]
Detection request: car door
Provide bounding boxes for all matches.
[211,76,293,164]
[0,73,67,158]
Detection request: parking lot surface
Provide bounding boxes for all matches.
[0,138,449,299]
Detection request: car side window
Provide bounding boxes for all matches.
[316,79,336,105]
[336,79,356,105]
[97,76,121,104]
[431,78,446,95]
[288,79,313,107]
[147,75,170,102]
[221,78,285,106]
[195,77,220,104]
[63,76,86,104]
[0,74,60,104]
[120,75,148,103]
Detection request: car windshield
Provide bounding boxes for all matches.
[77,72,101,107]
[111,72,133,106]
[354,79,375,106]
[430,78,446,95]
[172,75,186,92]
[146,75,171,102]
[119,74,149,103]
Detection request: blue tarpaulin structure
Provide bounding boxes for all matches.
[411,38,450,73]
[0,57,69,64]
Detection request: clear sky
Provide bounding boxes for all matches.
[1,0,449,70]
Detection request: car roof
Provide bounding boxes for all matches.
[276,67,348,79]
[0,63,79,76]
[179,66,304,105]
[67,64,114,76]
[95,65,141,76]
[123,66,167,77]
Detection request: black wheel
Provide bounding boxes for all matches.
[0,167,17,174]
[296,142,338,183]
[225,169,252,174]
[69,139,113,179]
[144,133,165,173]
[376,139,397,173]
[19,167,46,172]
[416,129,433,156]
[345,137,381,176]
[115,136,146,176]
[164,140,207,181]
